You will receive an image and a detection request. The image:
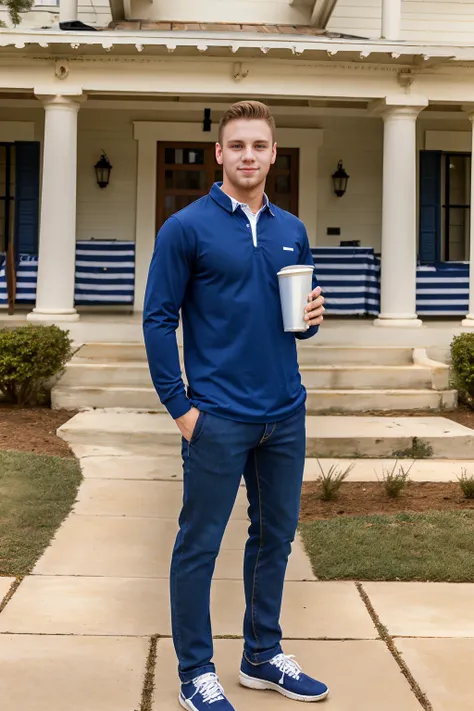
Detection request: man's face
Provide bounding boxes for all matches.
[216,118,277,190]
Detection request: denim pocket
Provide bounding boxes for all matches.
[190,411,207,445]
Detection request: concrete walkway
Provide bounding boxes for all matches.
[0,413,473,710]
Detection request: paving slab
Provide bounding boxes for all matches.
[153,638,421,711]
[73,479,249,519]
[33,515,176,578]
[0,634,148,711]
[81,456,474,484]
[303,458,474,482]
[0,576,169,636]
[209,580,376,639]
[33,514,311,581]
[0,578,14,602]
[0,578,375,638]
[80,454,183,480]
[396,638,474,711]
[215,535,315,582]
[363,582,474,637]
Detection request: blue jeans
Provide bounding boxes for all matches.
[170,403,306,683]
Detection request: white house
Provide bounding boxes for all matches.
[2,0,474,337]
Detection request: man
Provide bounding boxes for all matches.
[143,101,328,710]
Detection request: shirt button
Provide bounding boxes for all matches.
[246,224,250,228]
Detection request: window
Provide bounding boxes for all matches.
[156,142,299,229]
[441,153,471,262]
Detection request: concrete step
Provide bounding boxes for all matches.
[305,388,457,413]
[60,362,154,388]
[57,411,474,460]
[72,342,148,363]
[51,386,164,411]
[59,362,443,391]
[52,385,457,413]
[73,343,416,367]
[297,345,414,366]
[300,365,438,390]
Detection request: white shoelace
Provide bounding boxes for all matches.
[270,653,302,686]
[189,673,225,704]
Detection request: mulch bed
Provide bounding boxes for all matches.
[300,481,474,522]
[0,404,76,458]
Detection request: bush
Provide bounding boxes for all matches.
[379,461,413,499]
[458,469,474,500]
[317,460,354,501]
[0,325,73,406]
[451,333,474,407]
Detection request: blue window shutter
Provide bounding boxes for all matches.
[419,150,441,265]
[14,141,40,256]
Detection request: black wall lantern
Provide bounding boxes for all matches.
[332,160,350,198]
[95,151,112,189]
[203,108,212,132]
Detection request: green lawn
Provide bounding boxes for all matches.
[299,510,474,582]
[0,450,82,576]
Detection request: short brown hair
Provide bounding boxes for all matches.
[218,101,276,144]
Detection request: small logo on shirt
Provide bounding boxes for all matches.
[283,247,294,251]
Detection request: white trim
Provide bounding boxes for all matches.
[0,29,467,60]
[0,121,35,142]
[132,121,323,311]
[425,130,471,152]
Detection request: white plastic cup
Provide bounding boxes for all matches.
[277,264,314,332]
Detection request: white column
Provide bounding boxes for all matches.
[59,0,78,23]
[133,130,157,313]
[374,102,427,328]
[28,96,82,323]
[462,110,474,327]
[382,0,402,40]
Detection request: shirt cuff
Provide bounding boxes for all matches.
[166,393,192,420]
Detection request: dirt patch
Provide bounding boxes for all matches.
[300,481,474,522]
[0,404,76,458]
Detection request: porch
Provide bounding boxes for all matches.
[2,30,474,331]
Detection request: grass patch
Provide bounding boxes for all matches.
[299,510,474,582]
[0,450,82,575]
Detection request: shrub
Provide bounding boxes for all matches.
[458,469,474,500]
[451,333,474,407]
[0,325,73,406]
[379,461,414,499]
[317,460,355,501]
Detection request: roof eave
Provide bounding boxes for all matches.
[0,27,467,62]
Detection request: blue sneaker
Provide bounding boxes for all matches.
[179,672,236,710]
[240,653,329,702]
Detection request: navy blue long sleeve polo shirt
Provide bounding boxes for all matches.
[143,183,319,423]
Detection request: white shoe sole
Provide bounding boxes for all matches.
[239,672,329,702]
[179,692,197,710]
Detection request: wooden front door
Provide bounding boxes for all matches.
[156,142,299,230]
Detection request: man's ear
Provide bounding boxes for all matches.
[215,142,223,165]
[271,142,277,165]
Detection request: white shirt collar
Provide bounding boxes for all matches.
[221,187,270,215]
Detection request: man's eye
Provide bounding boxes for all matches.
[255,144,266,149]
[231,143,242,149]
